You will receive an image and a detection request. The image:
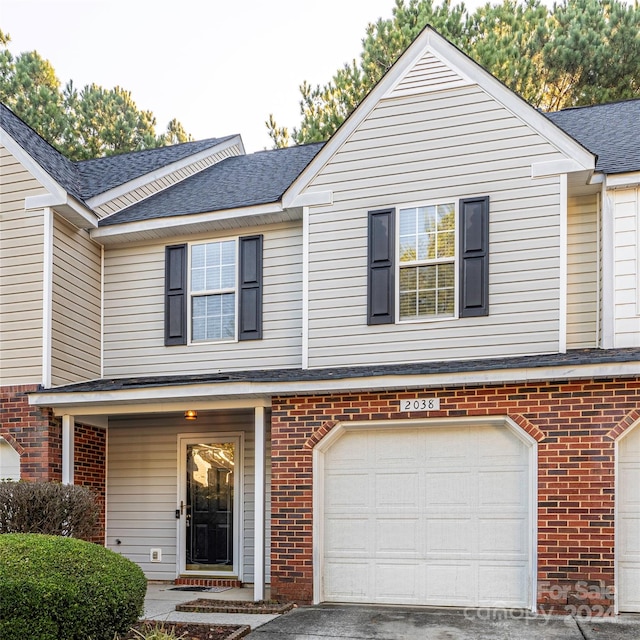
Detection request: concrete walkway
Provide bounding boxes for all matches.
[142,582,280,629]
[245,604,640,640]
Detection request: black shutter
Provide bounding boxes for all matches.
[459,196,489,317]
[165,244,187,345]
[238,234,263,341]
[367,208,395,325]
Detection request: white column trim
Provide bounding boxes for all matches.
[62,414,74,485]
[302,206,310,369]
[601,180,615,348]
[253,406,266,601]
[42,207,54,388]
[100,245,105,378]
[559,174,568,353]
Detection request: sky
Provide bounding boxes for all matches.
[2,0,408,152]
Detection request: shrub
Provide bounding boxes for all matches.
[0,480,99,539]
[0,533,147,640]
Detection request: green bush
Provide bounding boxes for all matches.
[0,481,100,539]
[0,533,147,640]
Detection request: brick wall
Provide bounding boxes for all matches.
[270,377,640,611]
[74,422,107,542]
[0,385,107,541]
[0,385,62,481]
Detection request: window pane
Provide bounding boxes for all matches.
[191,294,236,342]
[418,291,436,316]
[438,263,455,289]
[191,268,205,292]
[221,241,236,264]
[192,244,205,268]
[205,266,220,290]
[399,208,416,235]
[419,265,436,290]
[207,317,221,341]
[437,288,454,315]
[400,266,416,290]
[206,242,220,266]
[400,291,417,319]
[221,264,235,289]
[192,316,206,341]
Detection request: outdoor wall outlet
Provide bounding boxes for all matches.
[150,548,162,562]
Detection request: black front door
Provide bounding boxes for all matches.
[185,442,235,571]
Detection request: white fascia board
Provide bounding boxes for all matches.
[605,172,640,189]
[1,129,98,227]
[531,159,589,179]
[29,360,640,413]
[282,27,595,205]
[90,202,284,242]
[86,135,244,209]
[0,129,64,196]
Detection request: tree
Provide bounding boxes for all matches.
[0,31,192,160]
[267,0,640,147]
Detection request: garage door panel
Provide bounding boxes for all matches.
[375,472,420,507]
[323,425,531,607]
[426,563,475,604]
[373,431,422,466]
[326,517,370,554]
[425,471,472,506]
[376,563,421,601]
[619,426,640,612]
[324,560,369,600]
[326,472,369,508]
[478,562,529,606]
[427,517,473,553]
[479,469,527,506]
[376,518,420,554]
[478,517,527,554]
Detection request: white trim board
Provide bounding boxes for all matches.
[29,360,640,413]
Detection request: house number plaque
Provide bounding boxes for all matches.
[400,398,440,411]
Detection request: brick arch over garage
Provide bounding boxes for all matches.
[270,379,637,608]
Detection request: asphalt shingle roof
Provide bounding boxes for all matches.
[98,142,325,226]
[34,347,640,394]
[546,99,640,175]
[0,102,85,201]
[75,136,237,199]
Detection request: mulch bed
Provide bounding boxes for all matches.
[120,620,250,640]
[176,599,295,614]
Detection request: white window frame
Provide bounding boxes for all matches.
[188,237,239,344]
[396,199,459,323]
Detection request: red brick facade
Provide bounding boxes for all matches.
[0,385,62,480]
[270,377,640,612]
[0,385,107,540]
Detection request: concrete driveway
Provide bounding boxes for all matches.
[245,604,640,639]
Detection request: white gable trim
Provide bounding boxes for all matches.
[606,172,640,189]
[283,27,595,207]
[0,128,98,228]
[86,135,245,208]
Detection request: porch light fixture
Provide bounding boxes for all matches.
[184,410,198,420]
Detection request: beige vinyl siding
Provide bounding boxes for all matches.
[95,144,242,218]
[566,193,599,348]
[304,86,567,368]
[0,145,47,384]
[50,214,102,385]
[612,187,640,347]
[103,222,302,377]
[106,410,271,582]
[389,51,470,98]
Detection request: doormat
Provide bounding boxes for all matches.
[169,586,232,593]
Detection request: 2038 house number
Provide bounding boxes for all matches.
[400,398,440,412]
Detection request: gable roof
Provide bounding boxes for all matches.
[98,142,325,226]
[282,25,597,208]
[546,99,640,175]
[0,102,85,202]
[75,136,238,199]
[0,101,237,206]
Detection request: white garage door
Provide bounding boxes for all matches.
[619,425,640,612]
[322,423,532,607]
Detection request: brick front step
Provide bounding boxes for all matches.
[175,577,242,588]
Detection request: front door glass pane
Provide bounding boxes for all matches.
[186,442,235,571]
